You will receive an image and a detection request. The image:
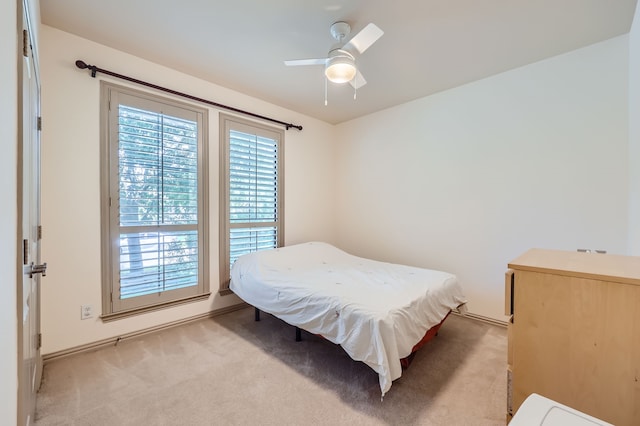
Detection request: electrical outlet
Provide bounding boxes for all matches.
[81,304,93,320]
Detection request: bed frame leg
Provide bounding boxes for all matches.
[295,327,302,342]
[254,307,260,322]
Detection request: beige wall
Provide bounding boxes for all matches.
[335,36,630,320]
[40,26,338,354]
[1,0,18,422]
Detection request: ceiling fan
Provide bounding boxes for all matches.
[284,21,384,94]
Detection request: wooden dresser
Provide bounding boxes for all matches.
[505,249,640,425]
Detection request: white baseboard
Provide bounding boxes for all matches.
[454,310,508,328]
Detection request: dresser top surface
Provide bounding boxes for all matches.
[508,248,640,285]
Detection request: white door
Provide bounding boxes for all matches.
[18,8,43,425]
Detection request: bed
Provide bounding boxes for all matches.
[229,241,467,398]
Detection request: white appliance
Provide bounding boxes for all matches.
[509,393,613,426]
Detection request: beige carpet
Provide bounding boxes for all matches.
[35,307,507,425]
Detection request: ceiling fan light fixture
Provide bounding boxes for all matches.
[325,50,356,83]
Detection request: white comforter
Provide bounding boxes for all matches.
[229,242,467,397]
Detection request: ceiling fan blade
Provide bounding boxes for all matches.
[344,23,383,54]
[350,70,367,89]
[284,58,327,66]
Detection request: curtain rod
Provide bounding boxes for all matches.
[74,60,303,131]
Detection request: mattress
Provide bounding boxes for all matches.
[229,241,467,397]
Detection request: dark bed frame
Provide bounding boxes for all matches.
[254,307,303,341]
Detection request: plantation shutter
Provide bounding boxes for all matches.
[102,84,209,316]
[220,115,283,291]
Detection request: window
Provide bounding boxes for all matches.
[219,114,284,292]
[101,83,209,319]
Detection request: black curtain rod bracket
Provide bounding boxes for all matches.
[75,60,303,131]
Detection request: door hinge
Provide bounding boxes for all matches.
[23,239,28,265]
[37,225,42,240]
[37,116,42,131]
[22,30,29,57]
[37,333,42,350]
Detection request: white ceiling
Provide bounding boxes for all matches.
[40,0,637,125]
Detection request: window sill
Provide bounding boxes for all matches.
[100,292,211,322]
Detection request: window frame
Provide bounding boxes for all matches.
[219,113,284,294]
[100,82,210,320]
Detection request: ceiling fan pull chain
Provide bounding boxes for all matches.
[354,84,357,101]
[324,77,328,106]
